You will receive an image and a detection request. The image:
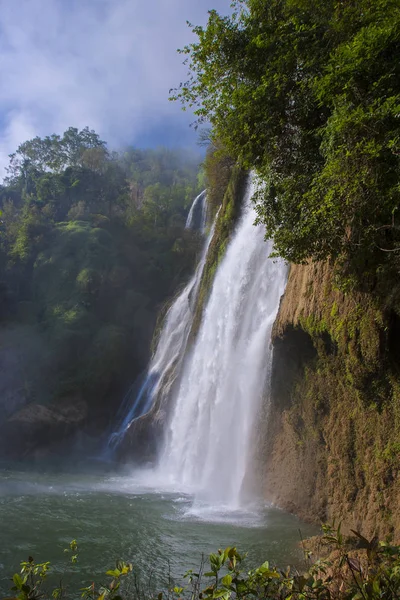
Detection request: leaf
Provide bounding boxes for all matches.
[350,530,370,548]
[212,590,230,600]
[293,575,307,592]
[221,575,232,587]
[347,557,362,572]
[12,574,23,590]
[209,554,219,569]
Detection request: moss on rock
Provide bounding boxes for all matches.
[190,164,247,339]
[263,261,400,539]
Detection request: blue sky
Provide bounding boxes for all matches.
[0,0,232,173]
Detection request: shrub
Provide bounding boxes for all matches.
[8,526,400,600]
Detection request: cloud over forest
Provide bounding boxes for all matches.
[0,0,231,174]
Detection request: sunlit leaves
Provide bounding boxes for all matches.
[172,0,400,292]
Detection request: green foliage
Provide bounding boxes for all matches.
[8,529,400,600]
[0,128,203,442]
[172,0,400,293]
[190,158,246,339]
[10,540,132,600]
[6,127,106,182]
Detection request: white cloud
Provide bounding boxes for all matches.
[0,0,232,175]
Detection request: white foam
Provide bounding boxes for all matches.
[158,177,287,510]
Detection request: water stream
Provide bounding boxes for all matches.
[107,192,211,451]
[185,190,207,233]
[159,180,287,508]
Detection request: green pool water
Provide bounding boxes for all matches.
[0,468,319,595]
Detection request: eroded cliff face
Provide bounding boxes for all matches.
[263,261,400,539]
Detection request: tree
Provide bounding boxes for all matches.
[0,130,203,443]
[6,127,106,183]
[172,0,400,290]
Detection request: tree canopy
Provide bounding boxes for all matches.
[0,129,203,430]
[172,0,400,291]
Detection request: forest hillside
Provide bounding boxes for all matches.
[0,127,203,460]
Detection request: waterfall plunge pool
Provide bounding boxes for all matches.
[0,468,319,595]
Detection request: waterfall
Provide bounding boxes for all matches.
[158,179,287,508]
[107,194,214,451]
[185,190,207,233]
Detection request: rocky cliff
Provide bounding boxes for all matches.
[263,261,400,539]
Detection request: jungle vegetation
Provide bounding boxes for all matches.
[0,127,203,437]
[172,0,400,300]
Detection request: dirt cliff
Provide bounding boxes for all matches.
[263,261,400,540]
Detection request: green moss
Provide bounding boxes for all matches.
[269,261,400,537]
[330,301,338,319]
[189,162,247,339]
[299,314,329,337]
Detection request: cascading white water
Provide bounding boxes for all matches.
[107,196,216,450]
[159,179,287,508]
[185,190,207,233]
